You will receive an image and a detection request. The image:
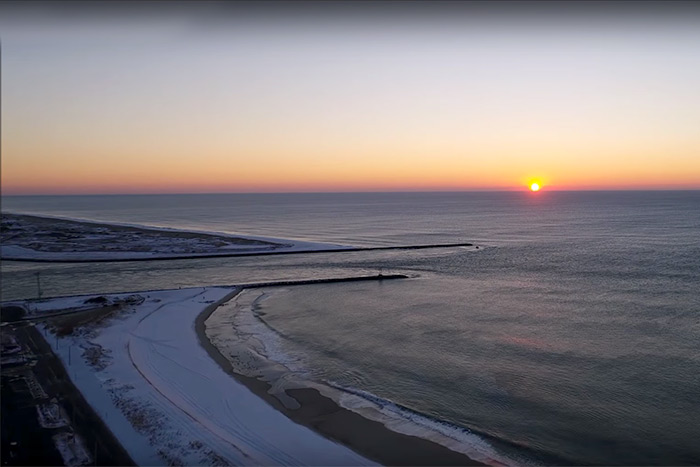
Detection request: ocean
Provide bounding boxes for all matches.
[2,191,699,465]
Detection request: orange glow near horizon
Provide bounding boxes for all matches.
[0,166,538,195]
[2,145,700,195]
[2,6,700,196]
[3,136,700,195]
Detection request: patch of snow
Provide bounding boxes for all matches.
[40,288,373,466]
[52,432,92,466]
[3,293,145,319]
[36,400,69,428]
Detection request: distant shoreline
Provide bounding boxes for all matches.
[1,212,473,262]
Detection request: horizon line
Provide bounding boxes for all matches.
[2,188,700,197]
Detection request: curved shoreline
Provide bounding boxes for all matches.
[195,289,482,466]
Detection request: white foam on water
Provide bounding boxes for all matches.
[207,287,528,467]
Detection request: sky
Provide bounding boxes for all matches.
[2,1,700,195]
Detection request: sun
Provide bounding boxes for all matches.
[530,182,541,192]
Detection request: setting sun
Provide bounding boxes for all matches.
[530,183,541,192]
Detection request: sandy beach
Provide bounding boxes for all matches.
[196,291,482,466]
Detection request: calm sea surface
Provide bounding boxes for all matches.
[2,191,699,465]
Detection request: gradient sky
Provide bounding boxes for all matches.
[2,1,700,194]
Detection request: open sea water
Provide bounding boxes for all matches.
[2,191,699,465]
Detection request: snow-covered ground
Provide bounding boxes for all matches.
[38,288,372,466]
[1,213,350,261]
[53,432,92,466]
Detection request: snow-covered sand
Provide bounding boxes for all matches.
[39,288,373,465]
[1,213,350,261]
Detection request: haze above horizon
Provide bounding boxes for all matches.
[2,1,699,196]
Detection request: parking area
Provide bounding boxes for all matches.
[1,322,133,466]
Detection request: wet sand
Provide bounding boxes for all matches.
[195,293,482,466]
